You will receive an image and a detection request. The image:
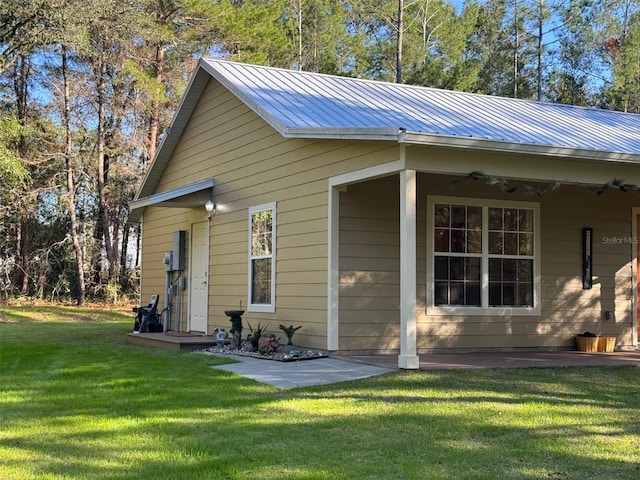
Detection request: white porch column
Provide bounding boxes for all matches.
[399,169,420,369]
[327,185,341,351]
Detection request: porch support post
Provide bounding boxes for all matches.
[327,185,342,351]
[399,169,419,369]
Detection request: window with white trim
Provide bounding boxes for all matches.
[427,196,539,315]
[248,203,276,313]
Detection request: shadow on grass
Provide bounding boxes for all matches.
[2,320,639,479]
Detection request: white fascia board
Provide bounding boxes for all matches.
[400,131,640,165]
[282,126,401,141]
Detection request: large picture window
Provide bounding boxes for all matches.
[248,202,276,312]
[428,196,539,315]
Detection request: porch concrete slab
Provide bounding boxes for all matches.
[208,355,394,389]
[343,350,640,370]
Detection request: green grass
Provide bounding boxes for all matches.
[1,305,639,479]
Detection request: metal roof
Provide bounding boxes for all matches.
[200,58,640,158]
[130,58,640,222]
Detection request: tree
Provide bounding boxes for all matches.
[60,45,86,305]
[0,116,28,190]
[0,0,58,74]
[406,0,480,90]
[283,0,353,74]
[135,0,219,165]
[547,0,599,105]
[0,115,29,299]
[214,0,292,67]
[1,53,63,297]
[602,0,640,112]
[64,0,148,288]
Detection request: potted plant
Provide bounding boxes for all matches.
[576,331,599,352]
[597,336,616,352]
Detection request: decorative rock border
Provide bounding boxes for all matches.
[201,344,329,362]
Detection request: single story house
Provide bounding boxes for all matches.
[129,58,640,369]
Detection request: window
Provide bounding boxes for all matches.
[428,196,539,315]
[248,203,276,312]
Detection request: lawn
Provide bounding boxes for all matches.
[1,305,639,479]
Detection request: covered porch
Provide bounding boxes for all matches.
[328,149,640,368]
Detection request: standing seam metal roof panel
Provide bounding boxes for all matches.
[202,58,640,156]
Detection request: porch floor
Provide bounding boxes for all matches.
[128,332,640,368]
[128,331,216,351]
[343,349,640,370]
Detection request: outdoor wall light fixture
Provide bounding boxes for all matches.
[205,200,216,221]
[582,227,593,289]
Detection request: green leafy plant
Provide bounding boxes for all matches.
[247,321,269,339]
[247,322,269,350]
[278,324,302,345]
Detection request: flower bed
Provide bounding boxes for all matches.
[201,343,328,362]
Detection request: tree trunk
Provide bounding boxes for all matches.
[396,0,404,83]
[13,56,30,295]
[536,1,543,101]
[120,223,130,268]
[297,0,303,70]
[95,54,116,280]
[513,0,519,98]
[18,219,29,295]
[147,46,165,165]
[62,46,86,306]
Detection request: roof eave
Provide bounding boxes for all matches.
[400,131,640,165]
[127,178,214,224]
[282,126,401,141]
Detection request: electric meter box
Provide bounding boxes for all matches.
[172,230,186,271]
[163,251,173,271]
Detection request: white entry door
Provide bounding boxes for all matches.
[189,222,209,333]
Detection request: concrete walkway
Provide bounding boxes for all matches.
[209,355,394,389]
[204,350,639,390]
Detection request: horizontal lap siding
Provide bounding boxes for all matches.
[538,192,633,344]
[140,208,202,331]
[142,78,637,352]
[142,79,399,348]
[339,176,401,351]
[337,171,636,352]
[418,174,636,350]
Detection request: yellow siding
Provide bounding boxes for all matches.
[141,78,399,348]
[141,76,637,353]
[337,172,637,352]
[338,176,401,352]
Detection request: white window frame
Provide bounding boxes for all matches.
[426,195,541,316]
[248,202,276,313]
